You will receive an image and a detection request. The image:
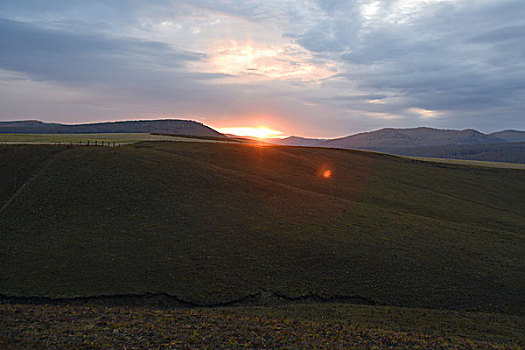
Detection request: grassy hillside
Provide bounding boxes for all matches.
[391,142,525,164]
[403,156,525,170]
[0,145,64,206]
[0,132,244,145]
[0,142,524,315]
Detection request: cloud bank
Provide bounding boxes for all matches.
[0,0,523,136]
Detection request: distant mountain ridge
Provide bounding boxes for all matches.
[321,127,500,149]
[0,119,223,137]
[488,130,525,143]
[272,136,328,147]
[273,127,525,148]
[270,127,525,164]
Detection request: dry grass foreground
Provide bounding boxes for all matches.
[0,304,519,349]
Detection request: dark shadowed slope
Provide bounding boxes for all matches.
[0,119,223,137]
[0,142,524,315]
[0,145,64,207]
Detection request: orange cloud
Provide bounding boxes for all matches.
[201,40,337,82]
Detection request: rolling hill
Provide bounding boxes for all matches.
[271,136,328,147]
[0,119,224,137]
[271,127,525,163]
[321,127,499,149]
[1,141,524,317]
[489,129,525,142]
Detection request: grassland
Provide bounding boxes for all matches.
[0,133,242,145]
[1,303,521,349]
[1,142,523,309]
[403,155,525,170]
[211,303,524,346]
[0,141,524,347]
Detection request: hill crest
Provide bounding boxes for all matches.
[268,127,525,163]
[0,119,224,137]
[320,127,500,149]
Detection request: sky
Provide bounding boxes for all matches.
[0,0,524,137]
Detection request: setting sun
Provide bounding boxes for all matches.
[217,127,283,139]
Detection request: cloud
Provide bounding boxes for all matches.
[471,25,525,43]
[294,0,525,130]
[408,108,440,118]
[0,18,208,84]
[0,0,524,135]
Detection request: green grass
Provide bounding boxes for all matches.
[0,142,523,317]
[402,155,525,170]
[1,303,521,349]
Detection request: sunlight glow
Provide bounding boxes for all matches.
[204,40,337,82]
[217,126,283,139]
[361,1,381,21]
[409,107,440,118]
